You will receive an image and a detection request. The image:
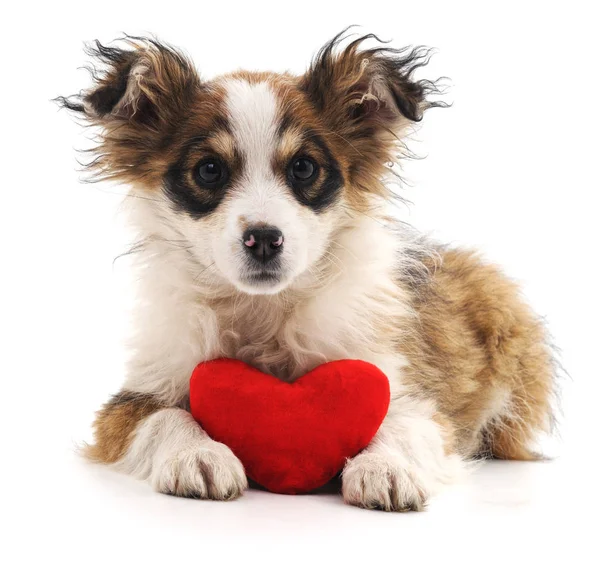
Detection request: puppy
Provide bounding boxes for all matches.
[58,32,556,511]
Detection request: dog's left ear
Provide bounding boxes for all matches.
[300,33,443,137]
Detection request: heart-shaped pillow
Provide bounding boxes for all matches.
[189,359,390,494]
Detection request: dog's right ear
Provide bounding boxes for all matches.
[56,37,201,184]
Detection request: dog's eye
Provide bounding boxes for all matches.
[289,157,317,183]
[194,159,225,187]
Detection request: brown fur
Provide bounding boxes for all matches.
[298,32,444,209]
[401,248,555,459]
[84,392,164,463]
[57,38,231,191]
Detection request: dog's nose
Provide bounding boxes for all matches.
[242,226,284,263]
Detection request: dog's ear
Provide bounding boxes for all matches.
[300,32,444,138]
[65,37,200,124]
[56,37,200,184]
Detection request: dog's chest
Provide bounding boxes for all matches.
[213,292,401,383]
[216,308,348,381]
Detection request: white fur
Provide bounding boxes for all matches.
[116,77,464,507]
[123,199,410,396]
[115,408,247,498]
[342,395,465,510]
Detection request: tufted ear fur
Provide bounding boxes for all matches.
[298,32,446,202]
[301,31,445,139]
[56,37,201,185]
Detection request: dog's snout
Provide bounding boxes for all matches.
[242,226,284,262]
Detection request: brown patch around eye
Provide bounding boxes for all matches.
[273,124,324,175]
[278,126,304,162]
[270,117,343,212]
[208,131,237,164]
[164,132,238,218]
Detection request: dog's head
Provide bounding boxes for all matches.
[59,32,442,295]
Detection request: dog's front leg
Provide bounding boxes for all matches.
[341,395,464,511]
[86,391,248,499]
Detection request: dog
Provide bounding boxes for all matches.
[58,31,556,511]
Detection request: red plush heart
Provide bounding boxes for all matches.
[189,359,390,494]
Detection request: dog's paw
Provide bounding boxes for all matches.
[152,441,248,500]
[341,452,427,512]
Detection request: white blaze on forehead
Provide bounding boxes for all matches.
[223,79,279,179]
[207,80,326,295]
[221,78,297,231]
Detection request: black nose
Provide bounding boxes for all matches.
[242,226,284,263]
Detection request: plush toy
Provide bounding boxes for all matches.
[189,358,390,494]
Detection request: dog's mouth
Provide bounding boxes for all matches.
[246,271,280,283]
[237,267,287,294]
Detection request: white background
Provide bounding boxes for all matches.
[1,1,598,562]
